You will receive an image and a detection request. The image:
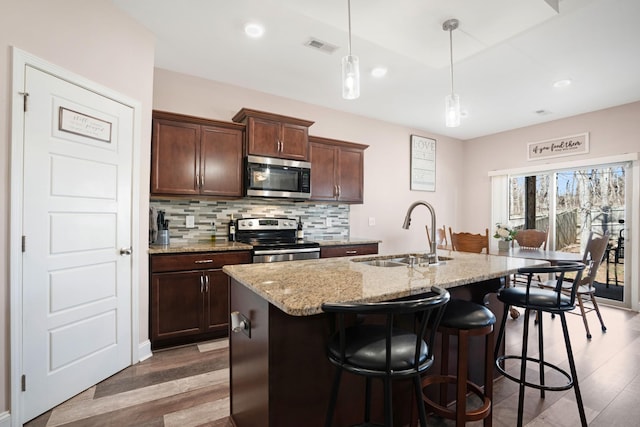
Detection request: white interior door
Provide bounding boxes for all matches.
[21,65,133,422]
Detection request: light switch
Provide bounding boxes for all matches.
[185,215,195,228]
[368,217,376,226]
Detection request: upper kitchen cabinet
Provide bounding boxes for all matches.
[151,111,244,198]
[309,136,368,204]
[232,108,314,161]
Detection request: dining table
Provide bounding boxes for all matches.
[492,247,584,319]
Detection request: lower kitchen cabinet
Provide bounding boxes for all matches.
[150,250,251,349]
[320,243,379,258]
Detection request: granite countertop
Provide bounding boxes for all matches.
[223,250,549,316]
[148,240,253,254]
[314,238,381,246]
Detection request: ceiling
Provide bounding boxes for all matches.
[112,0,640,140]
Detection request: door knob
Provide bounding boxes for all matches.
[119,247,132,255]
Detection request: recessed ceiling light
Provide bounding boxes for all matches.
[553,79,572,88]
[371,67,387,78]
[244,23,264,38]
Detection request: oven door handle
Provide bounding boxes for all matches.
[253,247,320,256]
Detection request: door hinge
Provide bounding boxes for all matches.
[18,91,29,112]
[21,374,26,391]
[22,235,26,252]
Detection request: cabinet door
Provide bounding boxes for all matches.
[201,125,243,197]
[151,119,200,195]
[310,142,337,201]
[205,270,229,333]
[151,270,204,342]
[247,117,280,157]
[281,123,309,160]
[337,147,364,203]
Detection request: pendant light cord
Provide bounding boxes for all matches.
[448,27,454,95]
[347,0,353,56]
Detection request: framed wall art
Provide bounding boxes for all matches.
[410,134,436,191]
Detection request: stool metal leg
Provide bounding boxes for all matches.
[325,367,342,427]
[537,310,545,399]
[384,377,393,427]
[560,313,588,427]
[413,375,428,427]
[517,308,532,427]
[364,377,372,423]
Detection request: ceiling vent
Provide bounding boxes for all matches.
[304,37,339,54]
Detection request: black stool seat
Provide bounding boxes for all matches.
[328,325,428,372]
[439,299,496,330]
[322,287,450,427]
[422,299,496,427]
[494,261,588,427]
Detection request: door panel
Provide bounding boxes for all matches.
[21,65,133,422]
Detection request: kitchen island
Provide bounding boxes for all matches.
[223,250,548,427]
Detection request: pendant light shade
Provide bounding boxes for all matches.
[342,0,360,100]
[445,93,460,127]
[342,55,360,99]
[443,18,460,127]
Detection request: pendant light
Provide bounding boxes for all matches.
[443,18,460,127]
[342,0,360,99]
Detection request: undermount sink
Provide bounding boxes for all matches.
[358,260,407,268]
[353,254,453,267]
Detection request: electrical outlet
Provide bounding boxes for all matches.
[368,217,376,226]
[325,217,332,227]
[185,215,195,228]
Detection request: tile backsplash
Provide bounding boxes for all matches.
[150,198,350,244]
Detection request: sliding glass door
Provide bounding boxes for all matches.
[509,164,627,302]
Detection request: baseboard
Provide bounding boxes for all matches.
[138,339,153,362]
[0,411,11,427]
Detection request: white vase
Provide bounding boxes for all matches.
[498,240,511,251]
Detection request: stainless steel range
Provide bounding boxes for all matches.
[236,217,320,263]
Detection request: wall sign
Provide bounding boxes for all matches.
[59,107,112,143]
[410,135,436,191]
[527,132,589,161]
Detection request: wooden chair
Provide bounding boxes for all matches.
[426,225,448,249]
[449,228,489,254]
[513,229,548,250]
[512,229,548,285]
[539,231,610,339]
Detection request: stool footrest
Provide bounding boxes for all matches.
[421,375,491,422]
[496,355,574,392]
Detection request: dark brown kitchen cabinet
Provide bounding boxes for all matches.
[320,243,379,258]
[232,108,314,161]
[309,136,368,203]
[150,250,251,349]
[151,111,244,197]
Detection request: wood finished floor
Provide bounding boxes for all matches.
[25,304,640,427]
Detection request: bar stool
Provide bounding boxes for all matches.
[421,299,496,426]
[494,261,587,427]
[321,286,450,427]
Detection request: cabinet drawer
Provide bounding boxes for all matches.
[320,243,378,258]
[151,251,251,273]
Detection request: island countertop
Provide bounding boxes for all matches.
[223,250,548,316]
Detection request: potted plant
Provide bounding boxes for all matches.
[494,223,516,251]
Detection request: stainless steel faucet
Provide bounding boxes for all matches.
[402,200,439,264]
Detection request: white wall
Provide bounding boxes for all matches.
[0,0,155,415]
[461,101,640,233]
[153,68,466,255]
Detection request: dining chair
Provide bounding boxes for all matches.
[513,229,548,250]
[539,231,610,339]
[427,225,448,249]
[449,228,489,254]
[512,229,549,286]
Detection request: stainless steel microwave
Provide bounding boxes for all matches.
[245,155,311,199]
